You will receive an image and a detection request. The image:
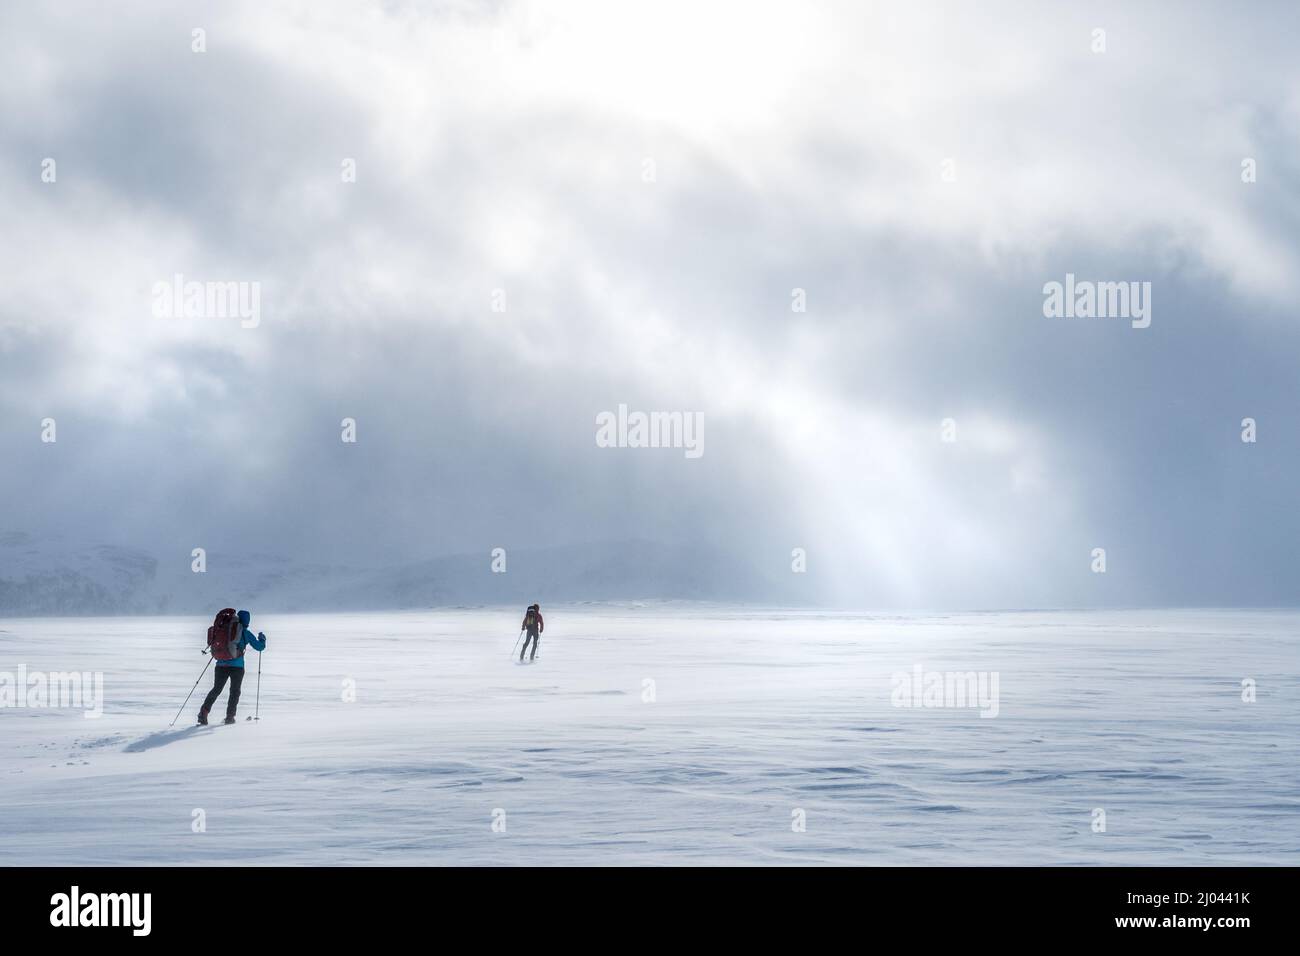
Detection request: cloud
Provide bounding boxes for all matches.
[2,0,1298,607]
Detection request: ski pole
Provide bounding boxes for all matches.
[249,648,262,721]
[171,655,214,727]
[511,628,524,660]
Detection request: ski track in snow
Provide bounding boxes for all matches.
[1,607,1297,865]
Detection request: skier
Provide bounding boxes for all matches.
[519,603,544,661]
[199,609,266,724]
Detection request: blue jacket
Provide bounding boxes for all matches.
[218,610,266,668]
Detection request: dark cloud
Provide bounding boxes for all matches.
[2,1,1298,609]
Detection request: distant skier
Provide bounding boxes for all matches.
[199,608,266,724]
[520,603,544,661]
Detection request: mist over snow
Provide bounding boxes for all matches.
[0,531,799,615]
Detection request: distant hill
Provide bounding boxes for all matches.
[0,532,805,615]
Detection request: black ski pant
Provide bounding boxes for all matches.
[201,665,245,718]
[521,630,540,660]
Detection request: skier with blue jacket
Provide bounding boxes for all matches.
[198,610,266,724]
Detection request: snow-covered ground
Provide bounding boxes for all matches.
[1,607,1296,865]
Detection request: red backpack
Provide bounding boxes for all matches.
[207,608,242,661]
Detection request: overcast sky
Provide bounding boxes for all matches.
[1,0,1298,608]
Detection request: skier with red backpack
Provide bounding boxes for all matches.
[519,604,543,661]
[198,608,266,724]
